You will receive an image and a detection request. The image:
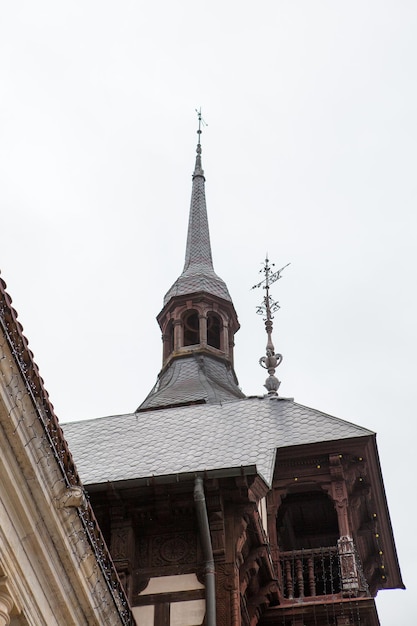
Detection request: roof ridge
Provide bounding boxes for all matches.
[291,401,375,435]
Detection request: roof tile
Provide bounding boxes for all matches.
[63,398,373,488]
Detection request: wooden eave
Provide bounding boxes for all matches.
[261,596,380,626]
[273,434,404,593]
[363,435,404,591]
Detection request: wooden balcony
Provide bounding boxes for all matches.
[279,537,369,601]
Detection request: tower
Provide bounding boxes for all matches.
[139,129,244,411]
[63,126,403,625]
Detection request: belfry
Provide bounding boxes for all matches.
[140,126,244,410]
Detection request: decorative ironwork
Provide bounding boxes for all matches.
[195,106,208,140]
[252,257,289,395]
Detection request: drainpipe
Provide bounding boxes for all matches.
[194,476,216,626]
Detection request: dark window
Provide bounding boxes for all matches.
[277,490,341,597]
[183,311,199,346]
[277,490,339,551]
[207,313,221,349]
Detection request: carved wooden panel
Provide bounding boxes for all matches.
[215,562,239,626]
[134,530,199,586]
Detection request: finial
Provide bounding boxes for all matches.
[195,107,208,144]
[194,108,208,177]
[252,257,290,396]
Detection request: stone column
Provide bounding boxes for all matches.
[221,322,229,356]
[199,314,207,347]
[173,319,183,350]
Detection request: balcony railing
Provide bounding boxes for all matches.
[279,537,368,600]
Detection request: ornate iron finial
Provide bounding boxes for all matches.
[252,257,290,396]
[194,108,208,176]
[195,107,208,143]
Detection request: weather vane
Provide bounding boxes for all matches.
[252,257,290,395]
[195,107,208,141]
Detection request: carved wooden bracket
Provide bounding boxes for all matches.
[247,581,279,625]
[205,487,226,560]
[239,547,264,595]
[329,454,350,537]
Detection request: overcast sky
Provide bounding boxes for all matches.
[1,1,416,622]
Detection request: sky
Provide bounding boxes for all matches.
[1,1,416,622]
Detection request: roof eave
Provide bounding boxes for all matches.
[85,464,264,493]
[365,434,405,591]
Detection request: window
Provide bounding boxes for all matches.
[207,313,221,349]
[277,490,339,551]
[164,320,174,357]
[183,311,199,346]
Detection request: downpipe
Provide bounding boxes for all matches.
[194,476,216,626]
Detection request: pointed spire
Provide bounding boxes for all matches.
[252,258,290,395]
[163,112,231,305]
[182,139,213,272]
[193,142,204,178]
[139,115,244,410]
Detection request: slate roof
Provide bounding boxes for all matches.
[63,397,373,489]
[163,146,231,305]
[139,353,245,410]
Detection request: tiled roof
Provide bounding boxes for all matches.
[0,272,134,624]
[164,263,232,304]
[139,353,245,410]
[63,397,373,488]
[0,271,81,487]
[163,152,231,305]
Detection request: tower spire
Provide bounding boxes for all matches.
[252,258,289,395]
[138,116,244,410]
[163,112,231,305]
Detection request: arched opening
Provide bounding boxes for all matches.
[207,313,221,349]
[277,489,341,597]
[163,320,174,360]
[277,490,339,551]
[183,311,199,346]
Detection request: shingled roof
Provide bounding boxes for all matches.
[139,353,245,410]
[163,143,232,305]
[62,397,373,489]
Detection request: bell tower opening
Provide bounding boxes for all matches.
[183,311,199,346]
[207,312,221,349]
[162,320,174,361]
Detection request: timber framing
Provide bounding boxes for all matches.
[89,471,279,625]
